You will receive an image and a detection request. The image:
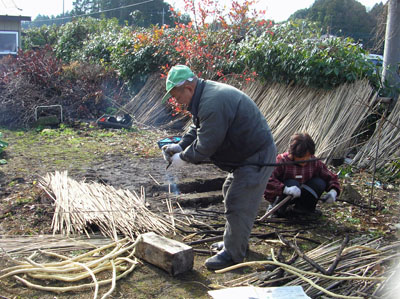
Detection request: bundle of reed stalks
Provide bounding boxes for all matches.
[352,94,400,172]
[0,237,139,299]
[39,171,174,240]
[218,235,400,299]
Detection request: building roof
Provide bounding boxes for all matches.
[0,0,31,21]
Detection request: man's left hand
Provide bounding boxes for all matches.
[162,144,182,162]
[170,153,187,169]
[321,189,337,204]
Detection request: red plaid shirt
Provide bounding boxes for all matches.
[264,152,340,202]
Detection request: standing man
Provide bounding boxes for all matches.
[161,65,276,270]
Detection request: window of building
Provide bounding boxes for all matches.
[0,31,18,54]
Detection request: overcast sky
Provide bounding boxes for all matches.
[13,0,385,22]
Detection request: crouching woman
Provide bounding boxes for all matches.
[264,133,340,217]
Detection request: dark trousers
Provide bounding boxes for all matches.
[279,177,326,212]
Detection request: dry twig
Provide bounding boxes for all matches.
[218,236,396,298]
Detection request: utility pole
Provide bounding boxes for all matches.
[63,0,65,16]
[382,0,400,99]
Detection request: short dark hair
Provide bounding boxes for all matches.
[289,133,315,157]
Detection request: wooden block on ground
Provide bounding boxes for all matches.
[135,232,194,276]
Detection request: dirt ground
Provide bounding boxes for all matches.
[0,125,399,298]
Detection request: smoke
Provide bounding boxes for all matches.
[165,172,179,195]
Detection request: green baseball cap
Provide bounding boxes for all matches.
[162,65,195,102]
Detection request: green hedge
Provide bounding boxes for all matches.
[23,18,379,89]
[237,21,377,88]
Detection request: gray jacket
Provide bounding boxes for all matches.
[179,79,275,171]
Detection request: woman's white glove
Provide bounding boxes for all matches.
[321,189,337,204]
[170,153,187,169]
[283,186,301,198]
[162,144,182,162]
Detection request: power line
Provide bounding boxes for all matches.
[1,0,23,11]
[10,0,23,11]
[31,0,155,23]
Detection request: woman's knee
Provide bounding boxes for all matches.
[305,177,326,197]
[284,179,301,188]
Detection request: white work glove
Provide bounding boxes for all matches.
[162,144,182,162]
[283,186,301,198]
[321,189,337,204]
[170,153,187,169]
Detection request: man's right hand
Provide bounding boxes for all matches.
[283,186,301,198]
[162,144,182,162]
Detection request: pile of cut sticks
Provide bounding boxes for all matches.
[39,171,174,240]
[219,235,400,299]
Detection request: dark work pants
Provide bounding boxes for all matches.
[283,177,326,212]
[222,147,276,263]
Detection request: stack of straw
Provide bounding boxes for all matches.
[39,171,174,240]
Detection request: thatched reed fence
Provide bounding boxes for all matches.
[351,94,400,171]
[122,74,399,165]
[118,73,189,129]
[240,79,376,162]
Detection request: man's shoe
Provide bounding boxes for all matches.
[205,250,235,270]
[210,242,250,255]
